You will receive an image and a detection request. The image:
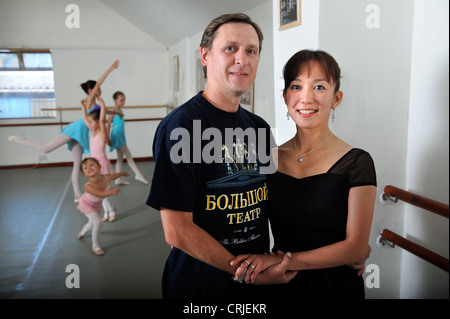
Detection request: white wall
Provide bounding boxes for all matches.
[272,0,320,144]
[401,0,449,299]
[0,0,168,165]
[272,0,449,298]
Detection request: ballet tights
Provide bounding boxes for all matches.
[115,145,146,181]
[9,134,83,199]
[102,197,115,221]
[70,141,83,200]
[79,212,102,249]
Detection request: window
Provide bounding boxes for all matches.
[0,49,56,119]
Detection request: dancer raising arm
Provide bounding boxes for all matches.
[8,60,120,202]
[82,95,117,222]
[107,91,148,185]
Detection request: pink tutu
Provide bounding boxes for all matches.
[77,192,103,215]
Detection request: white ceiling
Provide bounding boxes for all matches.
[100,0,270,48]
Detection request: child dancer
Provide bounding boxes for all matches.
[77,157,129,256]
[107,91,148,185]
[82,95,116,222]
[8,60,120,202]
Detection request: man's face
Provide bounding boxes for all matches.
[201,22,260,98]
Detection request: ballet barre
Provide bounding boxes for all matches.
[381,185,449,218]
[379,185,449,272]
[0,117,164,128]
[378,229,449,272]
[40,105,169,111]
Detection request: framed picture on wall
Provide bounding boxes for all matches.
[240,84,254,113]
[173,55,179,92]
[195,49,206,92]
[279,0,301,31]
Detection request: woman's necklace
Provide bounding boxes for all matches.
[293,133,333,163]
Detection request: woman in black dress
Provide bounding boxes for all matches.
[232,50,377,299]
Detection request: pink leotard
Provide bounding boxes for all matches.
[77,176,110,214]
[90,133,113,174]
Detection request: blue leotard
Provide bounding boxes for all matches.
[109,114,127,151]
[60,106,98,154]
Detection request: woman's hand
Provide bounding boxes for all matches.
[348,244,371,276]
[230,252,283,284]
[253,252,298,285]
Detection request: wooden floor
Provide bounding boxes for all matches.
[0,161,170,299]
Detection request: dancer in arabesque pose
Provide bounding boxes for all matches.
[8,60,120,202]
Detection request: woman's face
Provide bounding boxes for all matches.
[284,60,343,130]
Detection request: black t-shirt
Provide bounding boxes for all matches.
[147,92,274,298]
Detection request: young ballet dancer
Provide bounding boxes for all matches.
[8,60,120,202]
[107,91,149,185]
[77,157,129,256]
[81,95,117,222]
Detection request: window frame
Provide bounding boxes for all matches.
[0,48,56,119]
[0,48,53,71]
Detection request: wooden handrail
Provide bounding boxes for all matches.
[0,118,164,127]
[40,105,168,111]
[383,185,449,218]
[381,229,449,272]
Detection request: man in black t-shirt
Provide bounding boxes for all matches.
[147,13,295,298]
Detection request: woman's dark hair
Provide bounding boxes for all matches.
[200,13,263,77]
[283,50,341,94]
[113,91,125,100]
[80,157,100,172]
[80,80,97,95]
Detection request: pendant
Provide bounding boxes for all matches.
[298,157,303,163]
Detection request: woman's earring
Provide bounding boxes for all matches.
[286,111,290,120]
[332,109,335,123]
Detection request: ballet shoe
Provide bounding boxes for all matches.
[108,209,116,222]
[74,198,80,203]
[115,179,130,185]
[91,246,105,256]
[135,175,149,184]
[78,225,88,239]
[8,136,22,143]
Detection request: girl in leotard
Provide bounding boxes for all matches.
[107,91,148,185]
[82,95,117,222]
[77,157,128,256]
[8,60,120,202]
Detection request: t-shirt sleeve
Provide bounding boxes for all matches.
[146,122,199,212]
[349,150,377,188]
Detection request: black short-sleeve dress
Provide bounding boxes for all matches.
[268,148,377,299]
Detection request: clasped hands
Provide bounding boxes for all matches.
[229,245,371,285]
[229,251,297,285]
